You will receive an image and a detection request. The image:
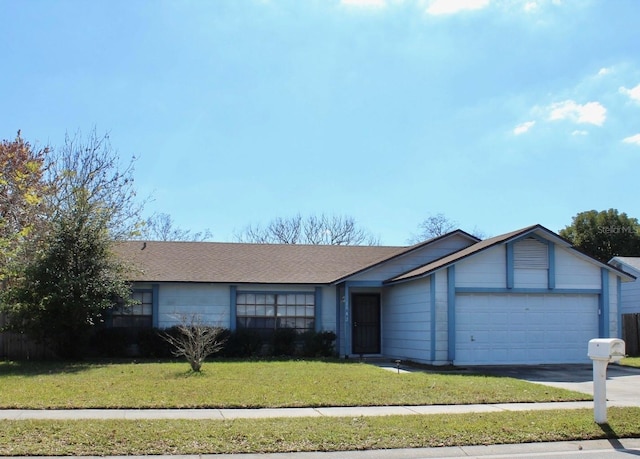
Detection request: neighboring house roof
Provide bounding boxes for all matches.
[115,230,479,285]
[609,257,640,276]
[386,224,635,284]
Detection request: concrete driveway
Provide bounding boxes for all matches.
[465,364,640,406]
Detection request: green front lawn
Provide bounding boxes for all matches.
[0,359,590,409]
[621,356,640,368]
[1,408,639,456]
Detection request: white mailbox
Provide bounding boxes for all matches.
[588,338,625,362]
[588,338,626,424]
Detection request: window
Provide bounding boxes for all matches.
[236,292,315,336]
[112,290,153,328]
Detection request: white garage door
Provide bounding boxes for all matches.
[455,293,598,365]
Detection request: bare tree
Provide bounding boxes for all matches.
[47,128,144,240]
[162,315,226,372]
[409,213,485,243]
[409,213,458,243]
[234,213,380,245]
[137,213,212,241]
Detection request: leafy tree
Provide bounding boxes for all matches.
[559,209,640,262]
[5,189,132,357]
[0,132,51,283]
[2,129,142,358]
[137,212,212,241]
[235,213,380,245]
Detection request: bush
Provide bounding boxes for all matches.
[222,329,263,358]
[137,328,174,358]
[302,330,337,357]
[91,327,134,357]
[271,327,297,356]
[160,318,226,372]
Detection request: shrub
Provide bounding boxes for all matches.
[222,329,262,358]
[301,330,337,357]
[137,328,174,358]
[91,327,133,358]
[161,316,226,372]
[271,327,297,356]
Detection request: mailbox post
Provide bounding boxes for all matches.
[587,338,625,424]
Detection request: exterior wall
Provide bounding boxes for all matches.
[514,268,547,288]
[455,246,506,288]
[607,272,620,338]
[433,270,449,363]
[381,277,430,362]
[618,266,640,315]
[350,234,474,282]
[554,247,601,289]
[143,283,337,334]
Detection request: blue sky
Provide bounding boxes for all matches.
[2,0,639,245]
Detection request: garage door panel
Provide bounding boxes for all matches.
[456,293,598,365]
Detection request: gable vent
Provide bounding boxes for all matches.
[514,237,548,269]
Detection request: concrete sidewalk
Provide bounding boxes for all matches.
[3,400,639,420]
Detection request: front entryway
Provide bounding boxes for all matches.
[352,293,381,354]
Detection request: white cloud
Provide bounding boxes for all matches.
[523,2,538,12]
[597,67,612,77]
[513,121,535,135]
[623,134,640,146]
[620,84,640,104]
[547,100,606,126]
[340,0,386,8]
[425,0,490,15]
[572,130,588,136]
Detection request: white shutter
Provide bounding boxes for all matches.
[514,237,548,269]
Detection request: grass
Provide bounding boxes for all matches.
[621,356,640,368]
[1,408,639,455]
[0,359,591,409]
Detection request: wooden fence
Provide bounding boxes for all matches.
[622,313,640,357]
[0,314,52,360]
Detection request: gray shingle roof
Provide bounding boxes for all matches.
[386,224,635,284]
[114,241,409,284]
[610,257,640,274]
[386,225,539,283]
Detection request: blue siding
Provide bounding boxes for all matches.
[506,242,514,289]
[229,286,237,331]
[430,274,436,362]
[447,266,456,362]
[548,243,556,289]
[152,284,160,328]
[315,287,323,332]
[456,287,601,294]
[600,268,609,338]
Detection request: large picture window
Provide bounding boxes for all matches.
[112,290,153,328]
[236,292,315,336]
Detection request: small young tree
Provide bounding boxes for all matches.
[162,315,226,372]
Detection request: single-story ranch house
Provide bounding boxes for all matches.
[114,224,634,366]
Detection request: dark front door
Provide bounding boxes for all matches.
[352,293,381,354]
